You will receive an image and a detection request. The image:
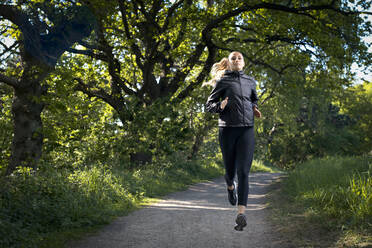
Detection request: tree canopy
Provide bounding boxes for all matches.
[0,0,371,173]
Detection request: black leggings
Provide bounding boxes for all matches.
[219,126,255,206]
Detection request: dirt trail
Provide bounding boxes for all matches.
[69,173,287,248]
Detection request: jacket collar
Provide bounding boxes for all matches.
[224,70,243,75]
[224,70,249,78]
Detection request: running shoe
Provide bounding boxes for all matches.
[227,181,237,206]
[234,213,247,231]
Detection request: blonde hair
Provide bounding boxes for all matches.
[203,57,229,87]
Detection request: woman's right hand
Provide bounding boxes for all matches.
[220,97,228,110]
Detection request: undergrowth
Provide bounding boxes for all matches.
[284,156,371,229]
[271,155,371,247]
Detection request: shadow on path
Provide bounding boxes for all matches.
[69,173,288,248]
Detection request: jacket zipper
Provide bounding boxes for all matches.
[239,74,245,125]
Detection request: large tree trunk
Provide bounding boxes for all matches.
[6,80,45,175]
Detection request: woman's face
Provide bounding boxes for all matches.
[228,52,245,71]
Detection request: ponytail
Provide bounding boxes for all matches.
[202,57,229,87]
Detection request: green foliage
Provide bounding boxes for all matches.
[46,0,372,171]
[38,67,120,168]
[255,69,370,168]
[283,156,371,229]
[348,174,371,224]
[0,165,136,248]
[122,99,195,161]
[123,154,224,198]
[250,160,283,173]
[0,152,226,248]
[341,81,372,154]
[2,0,371,173]
[0,85,13,174]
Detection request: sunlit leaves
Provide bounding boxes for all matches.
[1,0,371,171]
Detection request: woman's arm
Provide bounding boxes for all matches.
[206,80,226,113]
[251,80,259,109]
[251,80,262,118]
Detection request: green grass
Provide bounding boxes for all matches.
[251,160,283,173]
[268,155,371,247]
[284,156,371,228]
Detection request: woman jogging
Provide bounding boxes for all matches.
[205,51,262,231]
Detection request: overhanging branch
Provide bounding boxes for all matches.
[0,72,18,88]
[67,48,107,61]
[205,1,366,33]
[0,4,35,35]
[161,0,185,32]
[175,45,217,102]
[118,0,144,70]
[74,77,111,102]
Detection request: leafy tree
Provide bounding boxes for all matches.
[341,81,372,154]
[1,0,371,172]
[66,0,371,162]
[0,0,96,174]
[256,65,370,168]
[0,83,12,171]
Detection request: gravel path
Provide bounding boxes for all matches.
[69,173,286,248]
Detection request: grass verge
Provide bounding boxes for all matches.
[251,160,283,173]
[267,155,371,247]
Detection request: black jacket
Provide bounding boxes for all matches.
[206,70,259,127]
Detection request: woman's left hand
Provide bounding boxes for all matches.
[253,107,262,118]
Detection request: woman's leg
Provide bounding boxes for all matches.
[235,126,255,208]
[233,127,254,230]
[218,127,238,188]
[238,205,246,214]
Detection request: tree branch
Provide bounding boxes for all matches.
[234,25,258,33]
[0,72,18,88]
[167,42,205,94]
[204,1,366,33]
[176,45,217,102]
[170,2,322,88]
[78,40,100,50]
[116,77,137,96]
[74,76,133,122]
[0,4,36,35]
[0,40,20,58]
[260,78,284,106]
[118,0,144,70]
[0,4,41,59]
[224,35,307,46]
[134,0,150,19]
[94,17,138,97]
[74,77,111,102]
[151,0,162,21]
[118,0,132,39]
[161,0,185,32]
[67,48,107,61]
